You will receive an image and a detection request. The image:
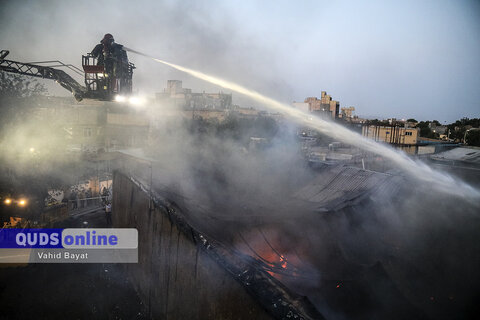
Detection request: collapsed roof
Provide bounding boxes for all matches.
[136,162,480,319]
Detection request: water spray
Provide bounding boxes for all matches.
[124,47,480,200]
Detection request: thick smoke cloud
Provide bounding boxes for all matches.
[1,1,479,318]
[142,101,480,319]
[0,0,293,106]
[1,0,479,121]
[0,83,478,318]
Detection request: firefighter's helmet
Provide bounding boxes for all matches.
[101,33,114,44]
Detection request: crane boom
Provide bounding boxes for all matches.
[0,50,86,101]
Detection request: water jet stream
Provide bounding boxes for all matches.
[125,48,479,200]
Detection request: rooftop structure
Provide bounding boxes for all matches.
[156,80,232,110]
[112,159,480,319]
[362,125,419,145]
[304,91,340,119]
[340,106,355,119]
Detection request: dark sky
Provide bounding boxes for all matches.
[1,0,479,122]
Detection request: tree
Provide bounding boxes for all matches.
[445,118,480,142]
[365,119,388,126]
[0,71,49,130]
[406,118,418,123]
[0,72,50,221]
[0,71,47,98]
[466,130,480,147]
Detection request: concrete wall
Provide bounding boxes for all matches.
[112,172,272,320]
[107,113,150,126]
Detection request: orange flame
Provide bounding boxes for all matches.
[280,255,288,269]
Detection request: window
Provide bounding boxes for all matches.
[386,131,390,134]
[84,128,92,137]
[405,132,412,136]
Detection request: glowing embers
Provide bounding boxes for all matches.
[280,254,288,269]
[235,228,305,279]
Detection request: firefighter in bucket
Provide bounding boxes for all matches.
[90,33,129,92]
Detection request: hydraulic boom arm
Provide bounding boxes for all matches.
[0,50,86,101]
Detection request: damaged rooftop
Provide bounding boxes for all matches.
[1,1,480,319]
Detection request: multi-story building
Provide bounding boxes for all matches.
[36,97,150,153]
[362,125,419,145]
[303,91,339,119]
[157,80,232,110]
[340,106,355,119]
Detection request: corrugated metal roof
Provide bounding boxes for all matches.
[124,150,479,319]
[144,164,420,319]
[293,165,399,212]
[431,147,480,164]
